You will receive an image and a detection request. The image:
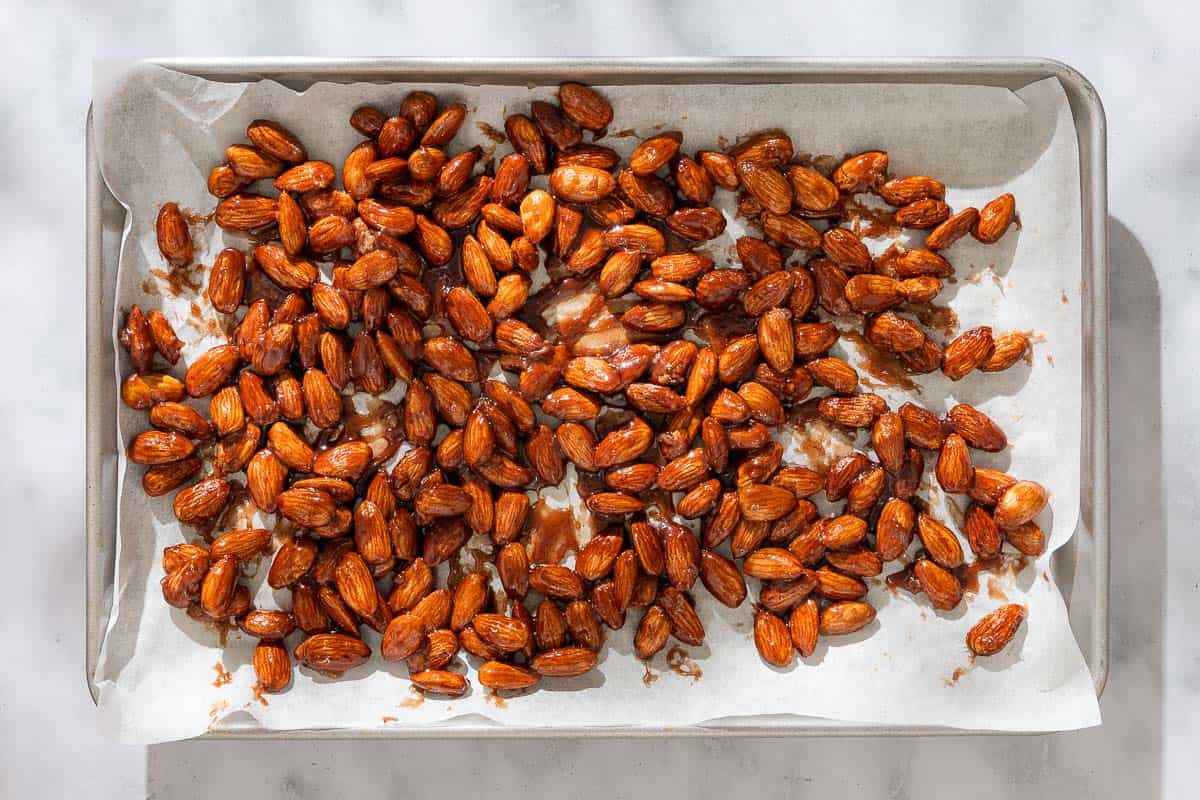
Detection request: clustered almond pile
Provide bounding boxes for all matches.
[124,82,1043,698]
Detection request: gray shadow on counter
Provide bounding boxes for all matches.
[146,217,1164,800]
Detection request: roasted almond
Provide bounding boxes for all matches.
[973,193,1016,243]
[819,601,876,635]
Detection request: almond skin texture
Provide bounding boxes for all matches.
[936,433,975,493]
[789,599,820,656]
[478,661,540,691]
[942,326,994,381]
[981,331,1030,372]
[993,480,1049,530]
[819,601,876,635]
[916,513,965,569]
[974,193,1017,243]
[754,608,794,667]
[531,646,599,677]
[558,83,613,131]
[946,404,1008,452]
[914,559,963,610]
[155,203,193,267]
[967,604,1027,655]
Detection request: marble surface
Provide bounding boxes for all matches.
[1,1,1192,797]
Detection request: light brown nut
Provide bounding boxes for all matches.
[913,559,963,610]
[557,82,613,131]
[942,326,995,381]
[935,433,975,493]
[754,608,794,667]
[788,598,820,656]
[925,207,980,250]
[875,497,915,561]
[993,480,1049,530]
[981,331,1030,372]
[531,645,599,678]
[973,193,1017,243]
[819,601,877,635]
[832,151,888,193]
[916,513,965,569]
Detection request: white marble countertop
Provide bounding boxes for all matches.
[3,2,1193,797]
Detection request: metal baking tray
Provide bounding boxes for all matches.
[86,58,1108,737]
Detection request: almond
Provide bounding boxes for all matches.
[658,586,704,646]
[268,536,318,589]
[893,248,953,279]
[143,458,201,497]
[246,118,306,162]
[557,82,613,130]
[946,404,1007,452]
[505,113,548,174]
[276,487,335,528]
[942,326,994,381]
[898,402,945,450]
[630,131,682,175]
[821,227,871,271]
[122,372,185,410]
[467,613,527,654]
[529,564,585,600]
[253,642,292,693]
[172,478,230,525]
[832,151,888,193]
[129,430,195,465]
[788,598,820,656]
[154,202,193,267]
[530,645,599,678]
[738,483,798,523]
[925,207,979,250]
[864,311,925,353]
[826,452,871,502]
[564,599,604,649]
[531,99,582,149]
[1005,520,1046,555]
[215,192,278,231]
[211,526,271,563]
[478,661,540,691]
[295,634,371,676]
[735,160,792,214]
[698,150,739,189]
[819,515,869,551]
[895,198,950,229]
[793,322,838,358]
[788,165,839,212]
[207,164,249,198]
[819,601,876,635]
[875,497,915,561]
[742,547,806,580]
[963,503,1003,559]
[913,559,963,610]
[754,608,794,667]
[817,394,887,428]
[634,606,672,660]
[760,211,821,250]
[184,345,240,398]
[992,480,1049,529]
[199,554,239,617]
[936,433,974,493]
[973,193,1016,243]
[916,513,965,568]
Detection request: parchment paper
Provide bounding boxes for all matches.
[92,62,1100,743]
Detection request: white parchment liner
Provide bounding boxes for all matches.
[93,63,1099,742]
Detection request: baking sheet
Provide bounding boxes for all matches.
[92,62,1100,743]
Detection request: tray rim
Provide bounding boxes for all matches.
[85,56,1108,738]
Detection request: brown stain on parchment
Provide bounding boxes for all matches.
[665,646,702,682]
[211,662,233,688]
